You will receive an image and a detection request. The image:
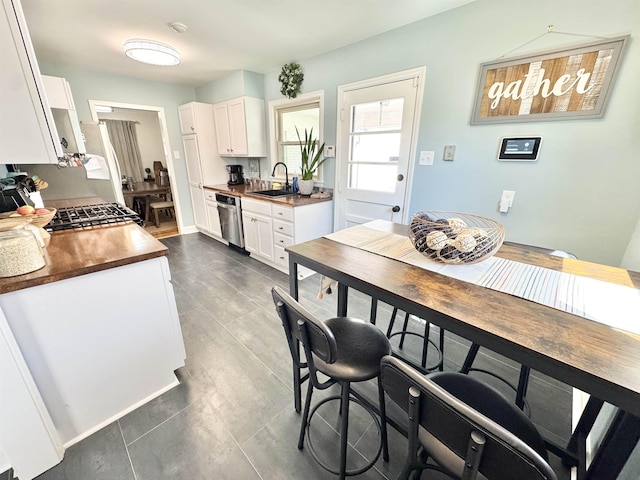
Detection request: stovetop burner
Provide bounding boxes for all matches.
[46,203,143,232]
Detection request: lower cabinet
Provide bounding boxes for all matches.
[204,189,222,238]
[242,198,274,260]
[241,197,333,278]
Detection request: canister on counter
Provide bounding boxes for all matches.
[0,219,45,277]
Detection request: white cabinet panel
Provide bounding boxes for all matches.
[1,308,63,479]
[206,201,222,237]
[213,96,266,157]
[189,183,208,230]
[1,0,60,163]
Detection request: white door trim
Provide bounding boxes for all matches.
[334,66,426,230]
[88,100,183,234]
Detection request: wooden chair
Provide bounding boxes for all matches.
[149,200,174,228]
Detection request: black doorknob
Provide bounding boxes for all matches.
[397,174,404,181]
[392,205,400,213]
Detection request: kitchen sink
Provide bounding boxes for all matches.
[250,189,296,197]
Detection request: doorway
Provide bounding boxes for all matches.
[88,100,181,238]
[335,67,425,230]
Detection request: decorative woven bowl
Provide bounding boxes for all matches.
[0,208,56,228]
[408,211,505,264]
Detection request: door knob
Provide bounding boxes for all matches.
[397,174,404,181]
[392,205,400,213]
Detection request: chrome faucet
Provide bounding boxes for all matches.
[271,162,290,190]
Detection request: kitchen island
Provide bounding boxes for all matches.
[0,215,185,478]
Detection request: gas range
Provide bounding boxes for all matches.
[46,203,143,232]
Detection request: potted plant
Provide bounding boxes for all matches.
[296,126,325,195]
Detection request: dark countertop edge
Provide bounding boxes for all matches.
[1,250,168,295]
[0,223,168,295]
[204,184,333,206]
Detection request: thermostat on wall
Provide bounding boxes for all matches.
[498,137,542,161]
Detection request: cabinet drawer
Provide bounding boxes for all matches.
[273,219,293,236]
[274,232,293,248]
[272,205,293,222]
[204,189,216,202]
[274,245,289,269]
[242,197,271,216]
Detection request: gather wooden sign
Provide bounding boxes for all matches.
[470,36,628,124]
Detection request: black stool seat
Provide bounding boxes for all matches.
[315,317,391,382]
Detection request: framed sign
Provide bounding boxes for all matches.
[471,35,629,124]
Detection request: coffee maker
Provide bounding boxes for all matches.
[227,165,244,185]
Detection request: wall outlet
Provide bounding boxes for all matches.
[443,145,456,161]
[325,145,335,157]
[419,150,434,166]
[173,150,180,159]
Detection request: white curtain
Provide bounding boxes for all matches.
[104,120,144,182]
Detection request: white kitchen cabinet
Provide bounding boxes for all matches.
[242,197,274,260]
[178,102,215,135]
[0,308,63,480]
[179,102,227,232]
[242,198,333,278]
[1,0,61,163]
[204,189,222,238]
[42,75,86,154]
[213,97,266,157]
[0,256,185,447]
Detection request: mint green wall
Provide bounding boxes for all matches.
[39,63,197,225]
[262,0,640,266]
[195,70,265,103]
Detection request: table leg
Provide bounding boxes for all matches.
[583,410,640,480]
[337,283,348,317]
[289,257,299,300]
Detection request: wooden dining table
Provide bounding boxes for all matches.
[286,221,640,479]
[122,181,171,223]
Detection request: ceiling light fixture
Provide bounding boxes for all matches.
[123,39,181,66]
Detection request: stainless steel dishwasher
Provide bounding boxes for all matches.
[216,192,245,248]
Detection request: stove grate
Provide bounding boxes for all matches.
[46,203,143,232]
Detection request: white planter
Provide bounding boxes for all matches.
[298,179,314,195]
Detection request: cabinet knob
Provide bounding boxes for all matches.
[191,126,195,131]
[278,226,283,230]
[279,256,285,260]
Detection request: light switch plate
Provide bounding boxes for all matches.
[173,150,180,159]
[419,150,434,166]
[443,145,456,161]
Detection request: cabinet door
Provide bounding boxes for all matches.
[242,211,259,254]
[255,214,274,260]
[178,104,196,135]
[213,102,232,155]
[206,202,222,237]
[182,135,203,185]
[190,184,208,230]
[1,0,60,163]
[227,97,248,156]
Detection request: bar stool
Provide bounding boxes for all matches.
[272,287,391,480]
[381,355,557,480]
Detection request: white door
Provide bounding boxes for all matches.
[336,70,424,229]
[182,135,208,229]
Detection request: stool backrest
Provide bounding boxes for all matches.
[271,286,337,365]
[380,356,557,480]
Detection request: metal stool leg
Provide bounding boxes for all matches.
[339,381,350,480]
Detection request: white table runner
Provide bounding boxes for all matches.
[325,222,640,335]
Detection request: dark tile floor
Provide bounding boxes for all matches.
[33,232,581,480]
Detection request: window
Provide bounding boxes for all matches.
[269,92,324,181]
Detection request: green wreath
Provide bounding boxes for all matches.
[278,62,304,99]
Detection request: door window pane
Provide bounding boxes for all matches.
[352,98,404,132]
[348,163,398,192]
[350,133,401,163]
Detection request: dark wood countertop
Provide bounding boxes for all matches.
[1,204,168,294]
[204,183,333,207]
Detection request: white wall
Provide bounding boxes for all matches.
[261,0,640,266]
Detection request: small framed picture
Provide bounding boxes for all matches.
[498,137,542,161]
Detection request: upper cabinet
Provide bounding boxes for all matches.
[0,0,61,164]
[213,97,266,157]
[42,75,86,154]
[178,102,216,135]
